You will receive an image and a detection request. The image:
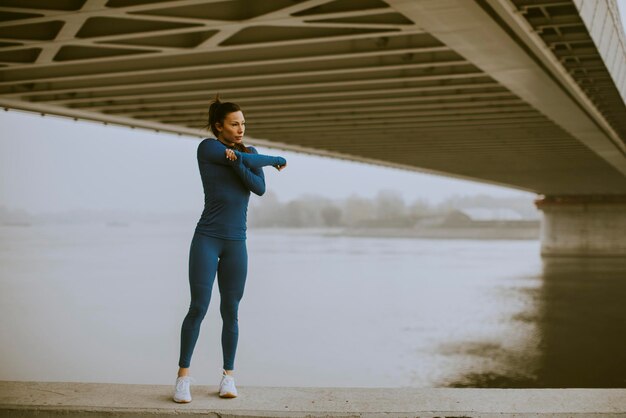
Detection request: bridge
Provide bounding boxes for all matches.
[1,0,625,256]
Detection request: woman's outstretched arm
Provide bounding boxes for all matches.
[199,139,285,170]
[200,140,280,195]
[233,149,286,170]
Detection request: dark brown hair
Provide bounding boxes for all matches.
[207,93,250,153]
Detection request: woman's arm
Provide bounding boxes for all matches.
[199,140,275,195]
[230,148,266,196]
[200,140,285,169]
[197,139,234,166]
[234,147,286,169]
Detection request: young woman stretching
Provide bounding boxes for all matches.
[173,96,287,403]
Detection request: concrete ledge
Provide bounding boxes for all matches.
[1,381,626,417]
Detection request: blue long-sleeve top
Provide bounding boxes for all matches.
[195,138,287,240]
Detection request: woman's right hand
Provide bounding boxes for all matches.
[275,162,287,171]
[225,149,237,161]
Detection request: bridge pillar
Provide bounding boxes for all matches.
[534,195,626,257]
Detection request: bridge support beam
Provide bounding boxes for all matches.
[535,195,626,257]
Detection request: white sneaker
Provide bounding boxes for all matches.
[219,372,238,398]
[173,376,194,403]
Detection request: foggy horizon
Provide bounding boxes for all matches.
[1,110,536,216]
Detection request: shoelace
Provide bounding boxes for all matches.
[221,375,236,388]
[176,376,195,391]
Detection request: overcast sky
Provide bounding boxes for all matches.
[0,109,537,214]
[3,1,625,215]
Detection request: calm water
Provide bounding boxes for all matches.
[0,223,624,388]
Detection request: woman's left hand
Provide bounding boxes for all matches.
[275,162,287,171]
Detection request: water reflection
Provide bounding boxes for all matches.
[2,224,624,388]
[447,256,626,388]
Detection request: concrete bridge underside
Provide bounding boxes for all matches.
[1,0,625,255]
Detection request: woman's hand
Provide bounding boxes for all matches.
[225,149,237,161]
[275,162,287,171]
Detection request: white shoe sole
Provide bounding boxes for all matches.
[173,397,191,403]
[219,391,237,398]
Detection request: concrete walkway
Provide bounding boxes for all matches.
[1,381,625,417]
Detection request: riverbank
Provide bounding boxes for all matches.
[1,381,624,417]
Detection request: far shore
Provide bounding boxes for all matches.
[251,225,540,240]
[1,222,541,240]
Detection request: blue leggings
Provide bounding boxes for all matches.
[178,232,248,370]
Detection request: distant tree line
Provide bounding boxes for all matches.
[0,191,539,227]
[249,190,539,228]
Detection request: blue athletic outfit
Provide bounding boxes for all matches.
[178,138,286,370]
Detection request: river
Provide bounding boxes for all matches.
[0,222,624,388]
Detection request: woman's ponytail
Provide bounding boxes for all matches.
[207,94,221,135]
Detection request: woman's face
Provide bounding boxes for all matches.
[217,110,245,145]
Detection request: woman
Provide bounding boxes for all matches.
[173,95,287,403]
